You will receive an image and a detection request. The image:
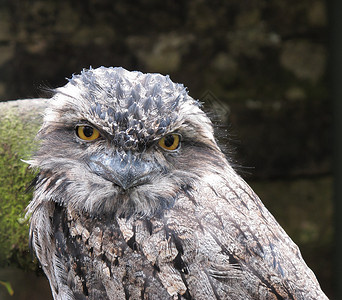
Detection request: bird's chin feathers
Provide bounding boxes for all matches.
[28,159,201,219]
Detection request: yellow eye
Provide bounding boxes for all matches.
[76,125,100,141]
[158,134,180,151]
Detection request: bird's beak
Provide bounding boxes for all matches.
[87,151,154,190]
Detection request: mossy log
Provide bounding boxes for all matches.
[0,99,47,267]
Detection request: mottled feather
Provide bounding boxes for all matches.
[27,67,328,300]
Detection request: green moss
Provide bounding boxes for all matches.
[0,105,41,268]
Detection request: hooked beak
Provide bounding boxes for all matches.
[87,151,155,190]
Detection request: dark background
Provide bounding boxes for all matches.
[0,0,334,298]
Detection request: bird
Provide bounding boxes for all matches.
[26,66,328,300]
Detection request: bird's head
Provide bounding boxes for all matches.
[31,67,226,217]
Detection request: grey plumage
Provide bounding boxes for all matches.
[27,66,328,299]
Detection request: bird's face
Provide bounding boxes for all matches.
[32,67,225,217]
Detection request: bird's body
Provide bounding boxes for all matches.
[27,67,328,299]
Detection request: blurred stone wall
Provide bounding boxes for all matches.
[0,0,332,298]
